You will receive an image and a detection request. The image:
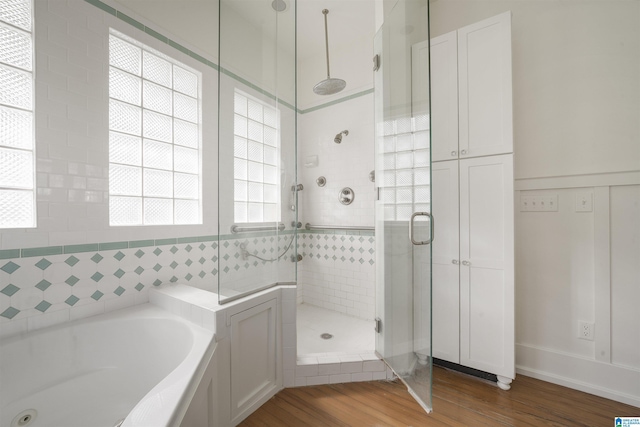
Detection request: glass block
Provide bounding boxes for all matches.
[109,164,141,196]
[263,145,277,166]
[234,114,247,138]
[248,182,263,202]
[415,186,430,203]
[143,110,172,143]
[415,168,430,186]
[173,66,197,98]
[0,25,31,71]
[0,64,31,109]
[0,105,31,149]
[143,81,172,115]
[234,158,247,180]
[143,140,172,170]
[0,0,31,31]
[109,196,142,226]
[234,136,247,159]
[396,152,413,169]
[109,67,141,105]
[381,188,395,204]
[248,202,263,222]
[263,106,277,128]
[396,117,412,134]
[383,205,395,221]
[234,179,247,202]
[143,51,171,88]
[263,164,277,185]
[175,173,198,199]
[263,203,277,222]
[0,147,32,189]
[109,131,141,166]
[414,113,429,131]
[174,92,198,123]
[383,153,395,170]
[414,131,429,149]
[415,203,430,213]
[174,119,198,148]
[174,146,198,173]
[414,149,429,168]
[143,168,172,198]
[109,36,141,76]
[383,136,395,153]
[396,133,413,152]
[382,171,395,187]
[247,99,263,122]
[396,169,413,187]
[234,92,247,116]
[397,187,412,203]
[397,205,412,221]
[263,126,276,147]
[175,199,199,224]
[383,120,395,136]
[247,140,263,162]
[144,198,172,225]
[0,188,32,227]
[234,202,247,223]
[109,100,141,136]
[264,184,277,203]
[247,120,263,143]
[248,161,263,182]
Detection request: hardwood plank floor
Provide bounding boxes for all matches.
[240,365,638,426]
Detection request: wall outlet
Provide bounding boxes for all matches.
[578,321,595,341]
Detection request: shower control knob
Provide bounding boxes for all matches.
[461,150,467,155]
[452,259,459,265]
[451,151,457,156]
[462,260,471,266]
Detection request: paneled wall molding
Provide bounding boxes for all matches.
[515,170,640,191]
[593,186,611,363]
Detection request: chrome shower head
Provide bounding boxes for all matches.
[334,130,349,144]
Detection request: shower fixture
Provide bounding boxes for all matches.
[334,130,348,144]
[271,0,286,12]
[313,9,346,95]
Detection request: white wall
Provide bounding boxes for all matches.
[431,0,640,406]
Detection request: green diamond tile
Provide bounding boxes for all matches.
[170,276,178,283]
[65,275,79,286]
[212,255,218,262]
[65,295,79,306]
[212,242,218,249]
[199,257,205,264]
[359,258,364,264]
[91,272,104,282]
[114,269,125,278]
[369,237,374,243]
[212,268,218,275]
[199,243,205,250]
[35,258,52,270]
[134,266,144,275]
[340,256,346,261]
[332,255,337,261]
[199,271,206,278]
[223,266,229,273]
[350,257,355,263]
[91,291,103,300]
[170,246,178,254]
[234,253,240,259]
[369,259,375,265]
[65,256,79,267]
[91,253,103,263]
[114,251,125,261]
[223,254,229,261]
[185,273,193,281]
[1,306,20,319]
[185,259,192,266]
[234,265,240,271]
[223,241,229,248]
[1,284,19,297]
[35,300,52,312]
[359,248,364,253]
[153,248,162,256]
[114,286,125,296]
[135,283,144,291]
[1,261,20,274]
[170,261,178,269]
[135,249,144,258]
[36,279,52,291]
[153,279,162,286]
[185,244,192,252]
[369,248,374,254]
[153,263,162,272]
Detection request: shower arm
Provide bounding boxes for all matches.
[323,9,331,79]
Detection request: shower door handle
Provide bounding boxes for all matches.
[409,212,434,245]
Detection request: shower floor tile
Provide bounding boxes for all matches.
[297,303,375,356]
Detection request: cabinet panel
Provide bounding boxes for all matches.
[458,12,513,158]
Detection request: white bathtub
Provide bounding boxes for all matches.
[0,304,215,427]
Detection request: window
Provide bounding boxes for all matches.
[380,114,430,221]
[0,0,35,228]
[233,90,280,223]
[108,31,202,226]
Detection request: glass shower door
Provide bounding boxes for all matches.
[374,0,433,413]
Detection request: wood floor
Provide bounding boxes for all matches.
[240,365,638,426]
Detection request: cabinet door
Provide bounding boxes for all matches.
[429,32,459,162]
[459,154,514,379]
[431,160,460,363]
[458,12,513,158]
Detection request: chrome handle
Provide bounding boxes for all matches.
[461,149,467,155]
[409,212,434,245]
[462,260,471,266]
[452,259,459,265]
[451,151,457,156]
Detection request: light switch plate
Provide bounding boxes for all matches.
[575,192,593,212]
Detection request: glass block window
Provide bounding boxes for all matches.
[0,0,35,228]
[380,114,430,221]
[233,90,280,223]
[108,31,202,226]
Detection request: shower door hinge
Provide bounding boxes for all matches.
[374,317,382,334]
[373,54,380,72]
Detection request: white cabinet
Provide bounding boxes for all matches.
[430,12,513,161]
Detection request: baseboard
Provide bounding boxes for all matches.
[516,344,640,408]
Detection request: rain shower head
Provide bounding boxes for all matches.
[313,9,346,96]
[334,130,349,144]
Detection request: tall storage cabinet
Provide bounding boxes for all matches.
[429,11,515,389]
